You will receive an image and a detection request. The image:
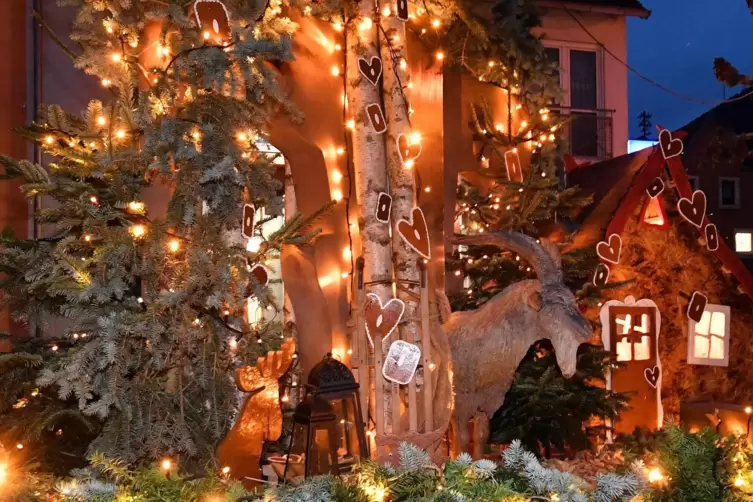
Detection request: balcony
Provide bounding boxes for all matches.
[552,107,614,161]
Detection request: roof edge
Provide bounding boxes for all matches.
[538,0,651,19]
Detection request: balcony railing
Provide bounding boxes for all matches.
[551,107,614,161]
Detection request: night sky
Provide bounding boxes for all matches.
[627,0,753,138]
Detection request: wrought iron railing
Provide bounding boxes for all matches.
[551,107,614,160]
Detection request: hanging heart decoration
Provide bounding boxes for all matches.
[396,0,409,21]
[396,207,431,259]
[677,190,706,228]
[644,365,660,388]
[504,150,523,182]
[687,291,708,323]
[658,129,683,159]
[366,103,387,134]
[242,203,255,239]
[358,56,383,86]
[375,192,392,223]
[244,264,270,298]
[592,263,610,287]
[363,293,405,348]
[596,233,622,265]
[646,178,664,198]
[194,0,231,43]
[396,133,422,166]
[705,223,719,251]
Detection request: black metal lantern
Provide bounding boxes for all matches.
[281,394,340,482]
[306,353,369,469]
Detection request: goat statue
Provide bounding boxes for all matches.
[443,232,592,457]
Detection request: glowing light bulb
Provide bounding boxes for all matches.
[111,53,122,62]
[346,119,355,130]
[127,201,144,213]
[382,7,391,16]
[192,130,201,140]
[431,19,441,28]
[735,477,746,487]
[332,189,344,201]
[404,159,415,169]
[424,186,431,193]
[168,239,180,253]
[106,26,113,34]
[237,132,248,142]
[548,134,555,141]
[399,59,408,70]
[343,247,352,259]
[161,459,172,471]
[331,66,340,77]
[45,135,54,144]
[129,224,146,238]
[332,170,343,182]
[137,297,144,304]
[90,196,99,204]
[435,51,445,61]
[495,123,504,132]
[407,82,414,89]
[101,78,111,87]
[335,147,345,156]
[341,272,349,279]
[333,22,343,32]
[115,129,126,139]
[647,468,663,484]
[51,345,59,352]
[84,234,92,242]
[409,131,422,145]
[488,61,495,67]
[520,121,528,129]
[746,406,752,414]
[222,466,231,475]
[16,443,24,450]
[359,17,373,30]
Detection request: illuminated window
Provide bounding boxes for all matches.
[687,304,730,367]
[735,231,752,254]
[608,306,656,362]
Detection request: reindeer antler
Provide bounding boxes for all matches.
[453,232,562,286]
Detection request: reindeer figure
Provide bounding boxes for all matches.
[445,232,592,457]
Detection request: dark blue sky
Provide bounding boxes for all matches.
[627,0,753,138]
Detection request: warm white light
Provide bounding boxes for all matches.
[115,129,126,139]
[222,466,231,475]
[204,31,211,40]
[168,239,180,253]
[332,189,344,201]
[746,406,752,414]
[431,19,440,28]
[343,247,352,259]
[435,51,445,61]
[735,232,752,253]
[161,459,172,471]
[129,224,146,238]
[331,66,340,77]
[382,6,391,16]
[399,59,408,70]
[404,159,415,169]
[346,120,355,130]
[192,130,201,140]
[101,78,112,87]
[735,477,746,487]
[333,22,343,32]
[45,135,54,144]
[16,443,24,450]
[332,170,343,182]
[246,236,263,252]
[97,116,106,126]
[424,186,431,193]
[359,17,373,30]
[127,201,145,213]
[520,121,528,129]
[237,132,248,142]
[336,147,345,156]
[647,467,663,484]
[51,345,59,352]
[111,53,122,62]
[409,131,422,145]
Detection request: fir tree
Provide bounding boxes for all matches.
[0,0,325,467]
[638,111,653,140]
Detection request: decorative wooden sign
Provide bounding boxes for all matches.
[396,207,431,259]
[687,291,708,323]
[504,150,523,182]
[646,177,664,198]
[658,128,683,159]
[358,56,383,86]
[600,296,663,435]
[242,203,255,239]
[375,192,392,223]
[705,224,719,251]
[677,190,706,228]
[382,340,421,385]
[596,233,622,265]
[396,0,409,21]
[592,263,610,287]
[194,0,231,43]
[366,103,387,134]
[363,293,405,348]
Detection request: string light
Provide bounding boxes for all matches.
[399,59,408,70]
[45,135,54,144]
[424,186,431,193]
[129,224,146,238]
[336,147,345,156]
[343,247,352,259]
[333,22,343,32]
[127,201,145,213]
[90,196,99,204]
[161,459,172,472]
[237,132,248,142]
[51,345,59,352]
[97,116,106,126]
[382,6,391,16]
[115,129,126,139]
[346,120,355,130]
[647,467,664,484]
[735,477,746,487]
[111,53,122,62]
[16,443,23,450]
[221,466,231,475]
[332,170,343,182]
[332,189,344,201]
[101,78,111,87]
[167,239,180,253]
[435,51,445,61]
[359,17,373,30]
[431,19,441,28]
[331,66,340,77]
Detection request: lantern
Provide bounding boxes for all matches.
[281,394,340,482]
[306,354,369,468]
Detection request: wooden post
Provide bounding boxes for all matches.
[374,331,385,459]
[420,261,433,431]
[354,258,369,424]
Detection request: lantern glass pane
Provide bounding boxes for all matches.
[282,422,308,483]
[308,424,337,475]
[334,398,361,462]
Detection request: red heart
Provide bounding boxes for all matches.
[363,294,405,346]
[596,234,622,265]
[644,366,660,388]
[396,207,431,259]
[677,190,706,228]
[358,56,383,86]
[659,129,683,159]
[397,134,422,166]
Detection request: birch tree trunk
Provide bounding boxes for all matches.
[346,1,394,434]
[283,161,296,329]
[378,10,421,435]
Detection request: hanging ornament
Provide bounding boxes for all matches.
[396,133,422,166]
[396,0,409,21]
[592,263,610,287]
[396,207,431,259]
[382,340,421,385]
[640,196,668,228]
[504,150,523,182]
[245,264,270,297]
[658,129,683,159]
[194,0,231,43]
[644,365,660,388]
[646,177,664,198]
[366,103,387,134]
[677,190,706,228]
[363,293,405,348]
[242,203,255,239]
[358,56,383,86]
[375,192,392,223]
[596,233,622,265]
[687,291,708,323]
[705,223,719,251]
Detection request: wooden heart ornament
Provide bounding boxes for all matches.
[658,129,683,159]
[705,223,719,251]
[596,233,622,265]
[396,207,431,259]
[245,264,270,297]
[677,190,706,228]
[194,0,231,43]
[358,56,383,86]
[375,192,392,223]
[366,103,387,134]
[397,133,422,166]
[396,0,409,20]
[364,293,405,347]
[644,365,660,388]
[242,203,255,239]
[592,263,610,287]
[504,150,523,182]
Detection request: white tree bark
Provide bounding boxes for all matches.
[346,1,394,434]
[379,9,421,434]
[283,160,296,329]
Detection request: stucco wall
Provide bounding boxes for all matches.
[535,8,629,158]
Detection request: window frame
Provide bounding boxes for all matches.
[542,40,604,111]
[687,303,731,367]
[735,229,753,256]
[687,175,700,192]
[718,177,741,209]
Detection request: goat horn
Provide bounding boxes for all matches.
[453,231,562,285]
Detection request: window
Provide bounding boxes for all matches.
[544,43,610,159]
[719,177,740,208]
[688,175,700,192]
[687,304,730,367]
[736,230,753,254]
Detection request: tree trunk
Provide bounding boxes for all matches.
[283,161,296,330]
[346,2,394,434]
[379,10,421,435]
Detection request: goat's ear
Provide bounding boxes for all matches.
[526,291,543,312]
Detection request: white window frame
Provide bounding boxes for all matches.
[687,175,700,192]
[687,303,730,367]
[718,177,741,209]
[543,40,605,111]
[735,229,753,255]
